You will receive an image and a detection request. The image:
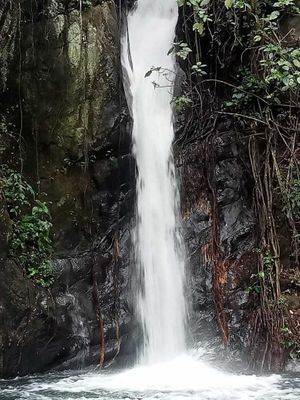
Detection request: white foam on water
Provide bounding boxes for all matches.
[51,356,279,393]
[2,353,300,399]
[16,355,296,400]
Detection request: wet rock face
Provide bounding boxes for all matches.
[20,1,127,250]
[0,0,136,377]
[0,260,81,376]
[179,130,256,358]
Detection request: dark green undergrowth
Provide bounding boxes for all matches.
[1,170,54,288]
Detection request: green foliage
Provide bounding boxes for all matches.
[247,270,265,294]
[223,0,300,108]
[225,0,299,12]
[172,95,192,112]
[176,0,300,111]
[191,61,207,76]
[177,0,212,35]
[278,295,288,306]
[226,45,300,109]
[81,0,93,8]
[225,0,251,10]
[2,172,34,216]
[172,41,192,60]
[1,172,54,287]
[263,252,278,268]
[290,270,300,283]
[287,179,300,220]
[273,0,300,12]
[144,66,163,78]
[260,45,300,95]
[281,326,300,359]
[224,69,264,109]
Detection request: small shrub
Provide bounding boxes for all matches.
[1,171,54,287]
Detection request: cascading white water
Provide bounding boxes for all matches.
[122,0,186,363]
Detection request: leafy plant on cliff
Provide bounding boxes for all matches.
[177,0,212,35]
[1,171,54,287]
[80,0,93,9]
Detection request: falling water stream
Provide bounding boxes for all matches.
[121,0,186,364]
[1,1,300,399]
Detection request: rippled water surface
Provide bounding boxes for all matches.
[1,356,299,400]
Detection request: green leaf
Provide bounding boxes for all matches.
[193,22,204,34]
[293,59,300,68]
[225,0,233,8]
[253,35,261,42]
[145,70,153,78]
[269,11,280,20]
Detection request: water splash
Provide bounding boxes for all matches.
[121,0,186,364]
[3,354,299,400]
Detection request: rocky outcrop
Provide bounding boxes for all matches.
[178,129,257,363]
[0,0,135,377]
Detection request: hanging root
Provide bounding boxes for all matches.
[204,137,229,345]
[91,263,105,368]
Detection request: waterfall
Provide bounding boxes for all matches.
[122,0,187,364]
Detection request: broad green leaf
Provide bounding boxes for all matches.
[225,0,233,9]
[269,11,280,20]
[293,59,300,68]
[193,22,204,34]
